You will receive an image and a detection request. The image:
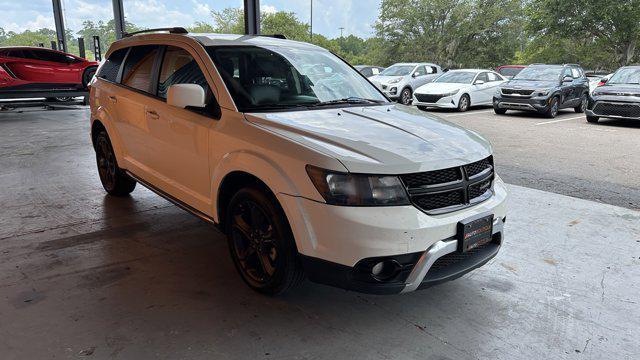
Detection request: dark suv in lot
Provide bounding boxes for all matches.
[493,64,590,118]
[586,66,640,124]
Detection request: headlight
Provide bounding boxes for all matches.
[535,89,550,96]
[443,89,459,97]
[388,78,401,84]
[306,165,410,206]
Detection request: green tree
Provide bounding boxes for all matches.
[526,0,640,68]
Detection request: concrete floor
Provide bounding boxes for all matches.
[0,107,639,359]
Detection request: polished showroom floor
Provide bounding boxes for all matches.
[0,107,638,359]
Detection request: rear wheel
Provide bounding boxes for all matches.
[586,115,599,123]
[400,88,412,105]
[544,97,559,118]
[457,94,470,112]
[94,130,136,196]
[575,94,587,113]
[82,66,98,89]
[226,186,304,295]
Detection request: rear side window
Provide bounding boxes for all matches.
[121,45,160,93]
[97,48,128,82]
[31,49,71,63]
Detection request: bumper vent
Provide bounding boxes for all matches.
[400,156,494,214]
[593,101,640,119]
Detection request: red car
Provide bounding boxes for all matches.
[0,46,98,99]
[495,65,525,79]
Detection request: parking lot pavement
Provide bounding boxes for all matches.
[424,106,640,210]
[0,107,639,359]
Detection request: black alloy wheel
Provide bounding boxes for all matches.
[546,97,559,118]
[95,131,136,196]
[575,95,587,113]
[226,187,304,295]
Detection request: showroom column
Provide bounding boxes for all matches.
[51,0,67,53]
[112,0,126,39]
[244,0,260,35]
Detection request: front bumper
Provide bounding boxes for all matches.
[493,95,552,113]
[277,177,508,294]
[413,95,458,109]
[374,83,401,99]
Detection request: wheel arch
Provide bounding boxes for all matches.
[90,113,125,164]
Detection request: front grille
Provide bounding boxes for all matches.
[501,88,534,97]
[399,156,494,214]
[415,94,444,103]
[593,101,640,119]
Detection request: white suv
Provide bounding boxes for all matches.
[89,29,508,295]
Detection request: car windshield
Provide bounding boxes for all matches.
[206,46,387,111]
[498,67,523,77]
[434,71,476,84]
[607,68,640,85]
[380,65,414,76]
[513,67,562,81]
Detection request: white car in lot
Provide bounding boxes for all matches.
[89,30,507,295]
[413,69,507,112]
[369,62,443,105]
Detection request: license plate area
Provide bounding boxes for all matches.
[457,213,494,252]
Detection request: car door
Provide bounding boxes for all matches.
[410,65,432,88]
[471,72,490,104]
[111,45,162,177]
[142,45,216,212]
[482,72,504,104]
[560,67,576,107]
[571,67,589,100]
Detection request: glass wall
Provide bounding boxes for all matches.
[62,0,115,59]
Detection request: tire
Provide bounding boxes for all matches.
[544,97,559,118]
[457,94,470,112]
[586,115,599,123]
[575,94,587,113]
[417,106,429,111]
[400,88,412,105]
[94,130,136,196]
[82,66,98,89]
[494,106,507,115]
[226,186,304,295]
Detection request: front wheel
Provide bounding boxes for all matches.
[400,88,412,105]
[226,186,304,295]
[494,107,507,115]
[575,95,587,113]
[457,94,470,112]
[82,66,98,89]
[545,97,559,118]
[95,130,136,196]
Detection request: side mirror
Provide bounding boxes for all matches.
[562,75,573,83]
[412,72,420,78]
[167,84,206,109]
[475,80,485,85]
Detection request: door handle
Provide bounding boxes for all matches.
[108,96,117,103]
[146,110,159,119]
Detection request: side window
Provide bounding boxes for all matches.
[121,45,160,93]
[32,50,69,63]
[571,68,580,79]
[157,46,211,100]
[427,66,436,74]
[487,72,499,82]
[563,67,572,79]
[476,72,489,83]
[361,68,373,77]
[414,66,427,76]
[97,48,128,82]
[371,67,380,75]
[7,50,25,59]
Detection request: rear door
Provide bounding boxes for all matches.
[561,67,576,106]
[142,45,216,212]
[111,45,162,177]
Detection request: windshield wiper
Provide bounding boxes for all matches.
[311,97,386,107]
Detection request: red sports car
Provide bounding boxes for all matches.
[0,46,99,99]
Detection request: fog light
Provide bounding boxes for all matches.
[371,259,401,281]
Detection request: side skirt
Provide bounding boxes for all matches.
[125,171,218,226]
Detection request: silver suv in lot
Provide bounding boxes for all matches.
[89,29,507,295]
[369,62,443,105]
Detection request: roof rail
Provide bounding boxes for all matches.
[255,34,286,39]
[123,27,188,37]
[563,63,580,67]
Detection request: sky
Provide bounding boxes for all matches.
[0,0,382,39]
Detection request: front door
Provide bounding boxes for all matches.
[142,45,215,213]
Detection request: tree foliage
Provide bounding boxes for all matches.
[1,1,638,70]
